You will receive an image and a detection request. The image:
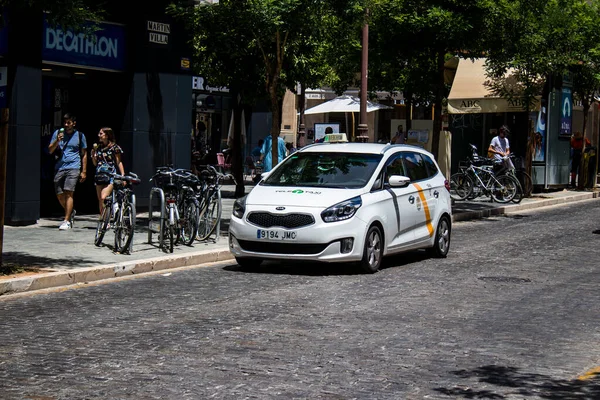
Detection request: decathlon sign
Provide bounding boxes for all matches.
[42,18,126,71]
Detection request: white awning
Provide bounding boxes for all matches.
[304,95,392,115]
[447,58,539,114]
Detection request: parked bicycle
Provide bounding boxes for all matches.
[450,146,520,203]
[494,153,533,201]
[194,165,235,241]
[94,172,141,254]
[150,167,200,253]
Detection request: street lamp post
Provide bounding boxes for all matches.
[357,7,369,142]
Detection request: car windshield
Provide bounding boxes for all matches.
[262,152,383,188]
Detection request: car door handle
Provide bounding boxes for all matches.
[408,195,415,204]
[434,190,439,198]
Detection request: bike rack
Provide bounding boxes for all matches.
[148,187,166,249]
[129,193,137,254]
[203,188,221,243]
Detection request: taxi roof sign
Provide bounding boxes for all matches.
[324,133,348,143]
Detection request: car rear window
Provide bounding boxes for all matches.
[262,152,383,189]
[401,152,429,181]
[421,154,439,178]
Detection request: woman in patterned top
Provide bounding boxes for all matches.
[91,127,125,214]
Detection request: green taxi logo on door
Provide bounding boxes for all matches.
[292,189,304,194]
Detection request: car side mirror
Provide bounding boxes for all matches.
[388,175,411,188]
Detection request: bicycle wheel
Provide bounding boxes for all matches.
[491,175,518,203]
[161,218,174,253]
[114,202,135,254]
[515,170,533,197]
[197,188,222,241]
[180,198,199,246]
[94,201,111,246]
[509,176,524,204]
[449,172,473,201]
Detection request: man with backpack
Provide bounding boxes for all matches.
[48,113,88,230]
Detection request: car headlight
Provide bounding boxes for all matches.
[233,195,247,219]
[321,196,362,223]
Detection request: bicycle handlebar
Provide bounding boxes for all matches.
[150,167,197,182]
[104,171,141,185]
[197,165,236,184]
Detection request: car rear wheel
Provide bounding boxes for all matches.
[236,257,263,270]
[427,216,451,258]
[359,225,383,273]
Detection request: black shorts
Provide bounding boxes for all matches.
[54,169,79,194]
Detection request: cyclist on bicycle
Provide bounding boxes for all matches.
[488,125,515,171]
[91,127,125,215]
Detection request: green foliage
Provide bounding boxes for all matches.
[0,0,105,33]
[483,0,599,111]
[369,0,489,104]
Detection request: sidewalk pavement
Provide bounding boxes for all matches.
[1,186,599,296]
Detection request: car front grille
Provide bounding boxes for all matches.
[237,239,329,255]
[247,212,315,229]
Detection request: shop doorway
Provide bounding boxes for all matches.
[193,111,223,168]
[41,68,129,217]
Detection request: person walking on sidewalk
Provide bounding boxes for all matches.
[91,127,125,215]
[570,131,591,187]
[260,134,287,172]
[48,113,88,230]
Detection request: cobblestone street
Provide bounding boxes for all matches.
[1,201,599,399]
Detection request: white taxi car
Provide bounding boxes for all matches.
[229,143,452,273]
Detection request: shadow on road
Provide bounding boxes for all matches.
[223,250,432,276]
[1,251,100,269]
[435,365,600,399]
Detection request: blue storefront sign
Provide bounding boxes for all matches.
[560,87,572,137]
[42,18,126,71]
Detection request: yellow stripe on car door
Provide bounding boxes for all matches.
[412,183,434,237]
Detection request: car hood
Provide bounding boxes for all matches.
[246,185,365,208]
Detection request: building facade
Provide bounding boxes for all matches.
[2,2,193,224]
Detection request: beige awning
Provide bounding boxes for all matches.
[447,58,539,114]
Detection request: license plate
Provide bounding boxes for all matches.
[256,229,297,241]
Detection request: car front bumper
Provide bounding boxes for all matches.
[228,206,367,263]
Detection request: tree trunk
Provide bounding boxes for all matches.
[269,85,281,170]
[577,97,590,190]
[0,108,8,267]
[230,90,245,198]
[431,51,445,159]
[525,106,534,192]
[405,91,413,132]
[298,83,306,147]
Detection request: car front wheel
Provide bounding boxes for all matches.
[359,225,383,273]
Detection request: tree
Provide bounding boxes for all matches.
[568,1,600,188]
[243,0,332,170]
[484,0,597,187]
[170,1,266,197]
[0,0,104,31]
[171,0,341,194]
[369,0,490,158]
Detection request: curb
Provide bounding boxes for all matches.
[451,191,600,222]
[2,191,598,297]
[0,246,233,297]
